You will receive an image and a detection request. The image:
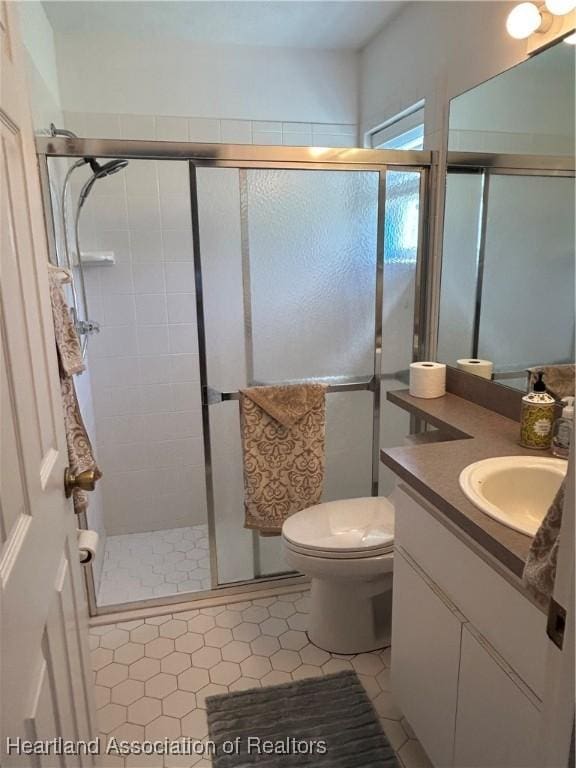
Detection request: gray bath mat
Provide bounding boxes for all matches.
[205,670,398,767]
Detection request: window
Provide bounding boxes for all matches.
[368,103,425,150]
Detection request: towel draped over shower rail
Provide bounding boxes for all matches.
[239,383,328,535]
[204,372,411,406]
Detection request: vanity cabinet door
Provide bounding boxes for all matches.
[454,625,541,768]
[392,549,463,768]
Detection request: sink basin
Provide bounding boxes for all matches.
[459,456,567,537]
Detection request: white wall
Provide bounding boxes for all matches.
[17,1,62,129]
[54,32,358,126]
[359,1,526,147]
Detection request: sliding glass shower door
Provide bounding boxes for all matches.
[192,162,428,588]
[195,166,382,586]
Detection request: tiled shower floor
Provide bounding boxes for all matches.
[98,525,211,606]
[90,590,432,767]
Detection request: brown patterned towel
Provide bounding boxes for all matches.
[239,384,327,535]
[48,266,84,376]
[48,269,102,515]
[528,365,575,400]
[523,479,565,605]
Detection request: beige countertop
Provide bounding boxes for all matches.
[381,389,561,583]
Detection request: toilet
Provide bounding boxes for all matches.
[281,496,395,655]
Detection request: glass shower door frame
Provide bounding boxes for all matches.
[36,136,434,615]
[190,160,433,591]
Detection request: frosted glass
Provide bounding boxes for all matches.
[437,173,483,365]
[208,391,373,584]
[209,402,254,584]
[197,168,247,393]
[258,391,373,578]
[197,167,379,585]
[379,171,421,494]
[479,175,575,369]
[246,169,379,382]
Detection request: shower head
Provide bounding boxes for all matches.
[50,125,129,179]
[78,159,129,207]
[89,159,129,178]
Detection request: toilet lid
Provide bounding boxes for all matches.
[282,497,395,555]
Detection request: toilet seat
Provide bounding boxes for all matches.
[282,496,395,558]
[283,539,394,559]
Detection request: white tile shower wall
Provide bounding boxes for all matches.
[66,111,356,539]
[74,159,205,537]
[46,161,108,589]
[63,110,357,149]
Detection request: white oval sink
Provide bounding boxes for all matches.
[459,456,567,537]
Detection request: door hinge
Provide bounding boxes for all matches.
[546,597,567,650]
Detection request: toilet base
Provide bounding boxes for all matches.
[307,573,393,654]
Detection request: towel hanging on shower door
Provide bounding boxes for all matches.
[48,268,102,516]
[239,383,327,535]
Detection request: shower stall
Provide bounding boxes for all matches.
[37,138,434,616]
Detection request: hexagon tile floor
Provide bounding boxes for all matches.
[90,590,432,768]
[98,525,211,606]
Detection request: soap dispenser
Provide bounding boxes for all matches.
[520,372,556,450]
[551,396,574,459]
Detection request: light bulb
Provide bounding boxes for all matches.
[545,0,576,15]
[565,31,576,42]
[506,2,543,38]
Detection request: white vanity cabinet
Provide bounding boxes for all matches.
[392,551,463,767]
[454,626,541,768]
[391,485,547,768]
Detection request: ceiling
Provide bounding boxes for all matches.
[43,1,405,50]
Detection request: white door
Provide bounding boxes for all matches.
[0,3,96,766]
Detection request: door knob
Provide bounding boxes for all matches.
[64,468,98,498]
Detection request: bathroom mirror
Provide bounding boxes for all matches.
[437,41,575,393]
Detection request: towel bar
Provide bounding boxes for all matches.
[205,372,410,405]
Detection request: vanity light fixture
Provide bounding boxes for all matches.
[506,2,552,39]
[545,0,576,15]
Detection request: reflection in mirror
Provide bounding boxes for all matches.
[438,41,575,394]
[448,43,575,156]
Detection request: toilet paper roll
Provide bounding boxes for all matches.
[409,362,446,399]
[77,529,99,565]
[457,358,494,380]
